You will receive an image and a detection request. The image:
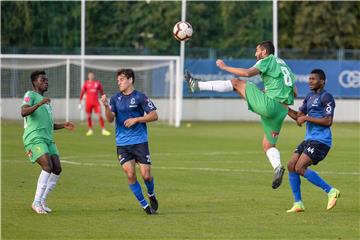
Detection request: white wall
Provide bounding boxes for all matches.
[1,98,359,122]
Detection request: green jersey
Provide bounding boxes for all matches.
[254,54,295,105]
[22,91,54,146]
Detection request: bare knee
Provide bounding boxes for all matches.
[125,170,137,183]
[142,173,152,182]
[295,165,306,176]
[262,142,274,153]
[287,162,296,172]
[230,78,244,90]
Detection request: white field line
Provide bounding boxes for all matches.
[58,160,360,176]
[59,149,359,161]
[3,159,359,175]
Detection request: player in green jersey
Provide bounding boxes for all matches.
[185,41,297,189]
[21,70,75,214]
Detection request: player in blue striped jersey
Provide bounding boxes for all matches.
[101,69,159,215]
[287,69,340,213]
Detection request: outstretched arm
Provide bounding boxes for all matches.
[216,59,260,77]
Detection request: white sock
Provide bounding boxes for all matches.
[266,147,282,169]
[41,173,60,203]
[34,170,51,203]
[198,80,233,92]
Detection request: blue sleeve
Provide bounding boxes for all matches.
[109,96,117,114]
[139,94,157,113]
[321,92,335,117]
[298,94,309,114]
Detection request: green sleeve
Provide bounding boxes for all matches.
[21,91,34,107]
[254,56,271,73]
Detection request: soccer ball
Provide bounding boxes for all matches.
[173,21,193,41]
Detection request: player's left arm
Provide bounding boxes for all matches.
[54,122,75,131]
[216,59,260,77]
[124,110,158,128]
[124,96,158,128]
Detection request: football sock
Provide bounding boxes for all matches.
[129,181,148,208]
[87,116,92,129]
[99,116,105,128]
[34,170,51,203]
[289,172,302,202]
[198,80,233,92]
[41,173,60,202]
[266,147,281,169]
[144,177,155,196]
[304,168,332,193]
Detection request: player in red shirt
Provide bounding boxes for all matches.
[79,71,111,136]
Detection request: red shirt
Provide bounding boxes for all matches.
[80,80,104,103]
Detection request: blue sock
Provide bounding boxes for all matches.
[289,172,302,202]
[129,181,148,208]
[304,169,332,193]
[144,177,155,196]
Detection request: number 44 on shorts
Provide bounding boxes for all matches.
[307,147,315,154]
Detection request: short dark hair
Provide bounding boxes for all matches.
[30,70,46,87]
[311,69,326,82]
[258,41,275,55]
[117,69,135,84]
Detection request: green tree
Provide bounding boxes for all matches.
[279,1,360,52]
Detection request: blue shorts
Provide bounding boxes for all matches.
[294,140,330,165]
[116,142,151,165]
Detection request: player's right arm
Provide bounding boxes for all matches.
[216,59,260,77]
[79,83,86,101]
[79,83,87,109]
[101,94,115,123]
[21,97,50,117]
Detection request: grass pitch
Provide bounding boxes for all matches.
[2,121,359,239]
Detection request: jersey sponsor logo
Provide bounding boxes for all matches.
[147,99,154,109]
[325,103,333,114]
[24,96,30,103]
[307,147,315,154]
[271,131,279,138]
[339,70,360,88]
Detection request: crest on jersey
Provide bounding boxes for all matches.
[35,146,42,153]
[312,97,319,107]
[130,98,136,104]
